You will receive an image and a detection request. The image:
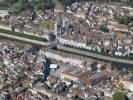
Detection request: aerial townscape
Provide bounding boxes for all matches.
[0,0,133,100]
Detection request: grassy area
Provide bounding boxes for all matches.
[40,20,55,31]
[0,28,47,42]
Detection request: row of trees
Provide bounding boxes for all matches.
[8,0,55,14]
[2,0,133,6]
[0,0,17,8]
[32,0,55,10]
[0,0,132,13]
[116,16,133,27]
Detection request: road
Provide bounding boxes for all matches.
[0,32,133,65]
[57,45,133,65]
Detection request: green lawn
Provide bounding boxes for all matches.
[0,28,47,42]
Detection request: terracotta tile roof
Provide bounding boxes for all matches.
[62,69,78,78]
[80,77,93,86]
[80,72,110,86]
[62,67,90,78]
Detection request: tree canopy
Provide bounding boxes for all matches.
[4,0,18,4]
[99,25,109,33]
[116,16,133,26]
[0,0,132,13]
[35,0,54,9]
[58,0,76,6]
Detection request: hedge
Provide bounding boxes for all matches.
[0,28,47,42]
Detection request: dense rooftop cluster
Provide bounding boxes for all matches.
[0,1,133,59]
[0,40,133,100]
[58,2,133,59]
[0,40,48,99]
[0,1,133,100]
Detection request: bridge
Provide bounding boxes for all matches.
[0,32,133,65]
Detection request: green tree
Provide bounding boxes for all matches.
[99,25,109,32]
[4,0,18,4]
[35,0,55,10]
[113,92,126,100]
[19,0,30,11]
[116,16,133,25]
[10,0,30,14]
[58,0,76,6]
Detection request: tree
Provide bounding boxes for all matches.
[113,92,126,100]
[19,0,31,10]
[4,0,18,4]
[99,25,109,33]
[10,0,31,14]
[58,0,73,6]
[116,16,133,25]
